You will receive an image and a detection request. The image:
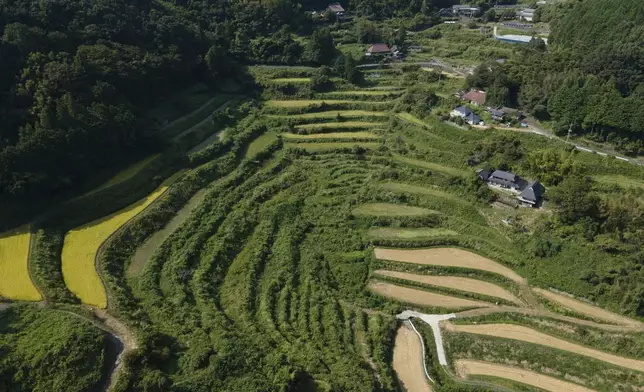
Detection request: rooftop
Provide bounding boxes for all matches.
[328,3,345,12]
[491,170,517,182]
[462,90,486,105]
[368,43,391,53]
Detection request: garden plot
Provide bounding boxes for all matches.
[353,203,440,217]
[282,132,380,141]
[393,324,433,392]
[446,323,644,372]
[455,360,595,392]
[62,171,183,308]
[0,227,41,301]
[374,270,521,304]
[369,281,492,309]
[533,288,643,328]
[374,248,524,284]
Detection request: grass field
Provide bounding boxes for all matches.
[353,203,440,217]
[266,100,391,108]
[0,227,41,301]
[378,182,468,204]
[393,155,469,177]
[270,78,311,83]
[295,121,386,130]
[282,132,380,140]
[246,131,279,158]
[594,174,644,189]
[368,227,458,239]
[285,142,380,152]
[268,110,388,120]
[85,154,161,196]
[62,171,183,308]
[326,90,403,96]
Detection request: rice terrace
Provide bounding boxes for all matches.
[3,2,644,390]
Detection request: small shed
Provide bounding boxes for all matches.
[366,43,391,55]
[327,3,345,13]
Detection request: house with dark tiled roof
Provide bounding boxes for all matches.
[518,181,545,207]
[488,170,522,190]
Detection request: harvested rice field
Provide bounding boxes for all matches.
[393,324,433,392]
[0,227,41,301]
[374,247,525,283]
[62,171,183,308]
[282,132,380,140]
[446,323,644,372]
[368,281,492,309]
[373,270,521,304]
[353,203,440,217]
[455,360,595,392]
[533,288,643,328]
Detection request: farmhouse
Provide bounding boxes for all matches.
[488,109,505,121]
[366,43,391,56]
[327,3,345,14]
[451,106,471,118]
[488,170,522,190]
[462,90,486,106]
[518,181,545,207]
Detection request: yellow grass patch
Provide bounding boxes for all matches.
[266,100,390,108]
[353,203,439,217]
[374,247,524,283]
[533,288,643,328]
[369,281,492,309]
[282,132,380,140]
[0,227,41,301]
[373,270,521,304]
[393,325,434,392]
[62,171,183,308]
[455,360,595,392]
[85,154,160,196]
[446,323,644,373]
[296,121,386,130]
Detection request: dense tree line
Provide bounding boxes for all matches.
[467,0,644,155]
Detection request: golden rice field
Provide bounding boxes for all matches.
[85,154,161,196]
[62,171,183,308]
[282,132,380,140]
[0,227,41,301]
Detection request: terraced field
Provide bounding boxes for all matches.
[5,66,644,392]
[0,227,41,301]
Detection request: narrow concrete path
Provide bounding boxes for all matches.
[397,310,456,365]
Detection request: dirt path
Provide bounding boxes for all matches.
[446,323,644,372]
[374,248,525,284]
[374,270,521,305]
[533,288,644,328]
[393,323,434,392]
[369,281,492,309]
[455,360,596,392]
